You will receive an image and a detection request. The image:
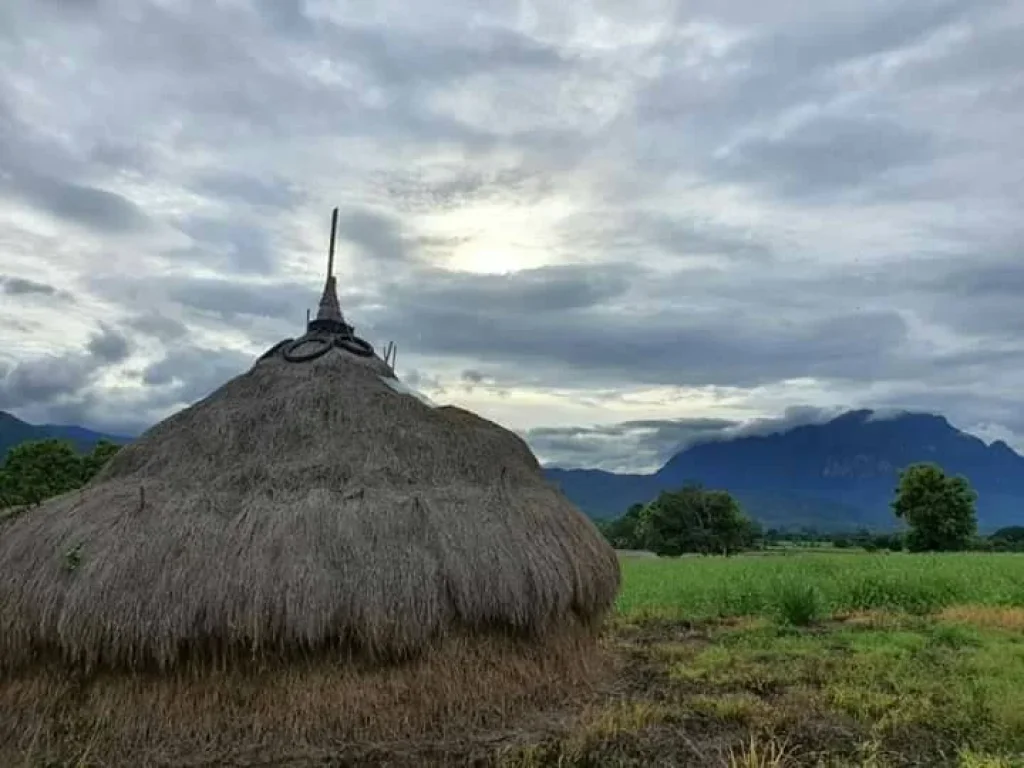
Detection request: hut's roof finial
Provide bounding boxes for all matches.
[315,207,345,326]
[260,206,377,363]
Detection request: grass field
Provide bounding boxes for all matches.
[496,552,1024,768]
[11,550,1024,766]
[618,552,1024,623]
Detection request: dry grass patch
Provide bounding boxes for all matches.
[726,733,796,768]
[938,605,1024,632]
[1,628,610,767]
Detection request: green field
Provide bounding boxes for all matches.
[617,552,1024,623]
[500,552,1024,768]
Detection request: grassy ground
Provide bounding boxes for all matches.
[492,552,1024,768]
[618,552,1024,622]
[11,552,1024,766]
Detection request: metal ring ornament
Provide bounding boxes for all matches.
[335,336,375,358]
[282,335,334,363]
[257,338,294,362]
[264,331,376,364]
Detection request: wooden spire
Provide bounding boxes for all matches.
[315,207,345,325]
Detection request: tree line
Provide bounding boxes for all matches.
[0,439,122,511]
[597,461,1016,555]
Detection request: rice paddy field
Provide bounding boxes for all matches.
[492,551,1024,768]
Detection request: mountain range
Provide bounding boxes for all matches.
[544,410,1024,532]
[2,407,1021,532]
[0,411,132,459]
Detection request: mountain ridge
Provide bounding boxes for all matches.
[544,409,1024,532]
[0,411,132,459]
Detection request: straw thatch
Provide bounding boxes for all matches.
[0,344,619,672]
[0,215,620,763]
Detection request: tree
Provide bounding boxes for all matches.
[599,503,646,549]
[0,438,123,510]
[81,439,122,483]
[990,526,1024,552]
[0,439,85,508]
[891,462,977,552]
[637,484,758,556]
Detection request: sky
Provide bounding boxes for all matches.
[0,0,1022,473]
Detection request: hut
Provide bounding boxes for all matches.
[0,209,621,766]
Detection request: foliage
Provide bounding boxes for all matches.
[891,463,978,552]
[989,526,1024,552]
[598,503,645,549]
[633,484,760,557]
[80,439,121,483]
[831,530,904,552]
[775,581,824,626]
[616,550,1024,622]
[0,438,121,510]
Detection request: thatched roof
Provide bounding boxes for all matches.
[0,215,620,675]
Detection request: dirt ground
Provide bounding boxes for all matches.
[8,612,1023,767]
[335,612,1024,768]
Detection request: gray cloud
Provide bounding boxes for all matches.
[86,327,131,363]
[192,172,306,210]
[126,313,190,343]
[336,208,414,264]
[0,0,1022,470]
[2,172,149,233]
[715,115,935,199]
[395,263,634,315]
[0,276,59,297]
[156,276,333,325]
[527,416,739,472]
[171,217,277,274]
[367,266,913,389]
[318,21,571,92]
[0,327,131,412]
[141,344,253,404]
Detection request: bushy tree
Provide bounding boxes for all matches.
[81,439,121,483]
[599,503,646,549]
[0,439,85,508]
[0,439,122,510]
[990,526,1024,552]
[891,462,977,552]
[637,484,758,556]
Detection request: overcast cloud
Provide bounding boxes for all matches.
[0,0,1022,471]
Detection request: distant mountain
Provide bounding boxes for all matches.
[0,411,132,459]
[544,409,1024,532]
[5,407,1021,532]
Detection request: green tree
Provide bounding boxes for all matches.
[990,526,1024,552]
[891,462,977,552]
[637,484,758,556]
[599,502,646,549]
[0,439,86,508]
[81,439,122,483]
[0,438,122,511]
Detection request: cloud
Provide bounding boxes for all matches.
[0,327,131,413]
[170,217,277,274]
[126,313,190,343]
[714,114,935,199]
[527,416,739,472]
[191,172,306,210]
[368,266,914,389]
[336,208,415,264]
[86,326,131,363]
[1,172,150,233]
[140,344,254,403]
[0,0,1022,470]
[0,276,59,297]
